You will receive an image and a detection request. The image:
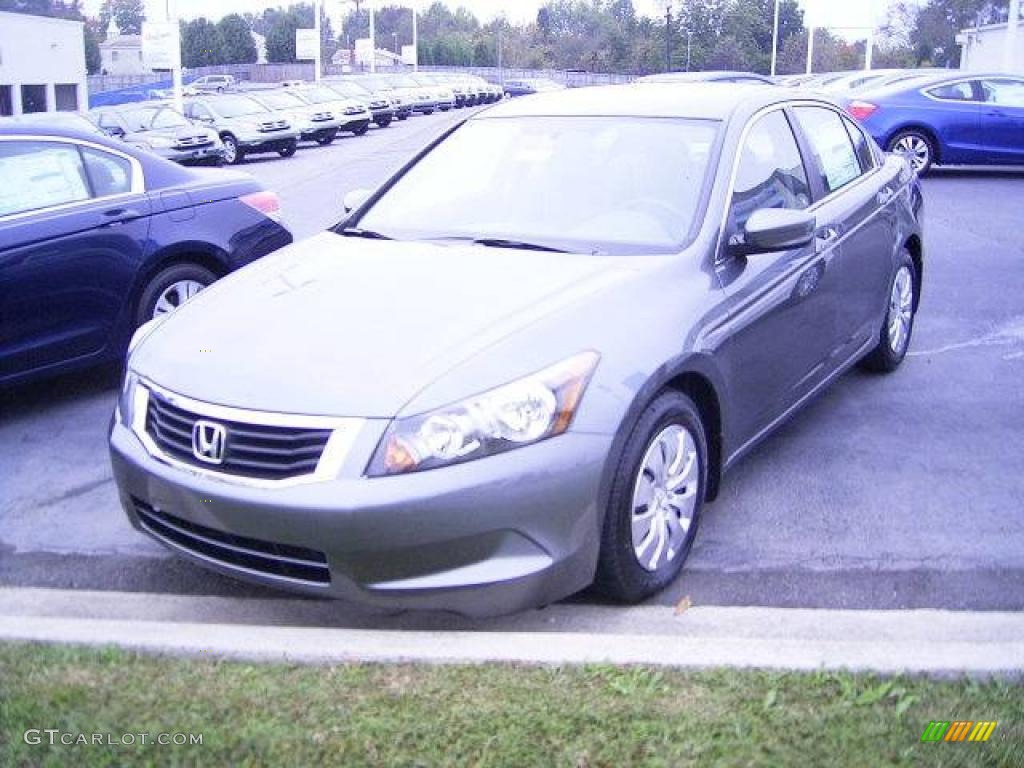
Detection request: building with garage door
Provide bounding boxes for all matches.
[0,11,87,116]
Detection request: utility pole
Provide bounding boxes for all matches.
[1006,0,1021,71]
[369,0,376,73]
[166,0,183,114]
[314,0,322,82]
[665,3,672,73]
[806,26,815,74]
[770,0,781,76]
[412,5,418,71]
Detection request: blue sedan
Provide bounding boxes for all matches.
[844,72,1024,173]
[0,122,292,387]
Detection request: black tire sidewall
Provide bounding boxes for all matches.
[861,249,917,372]
[278,140,297,157]
[595,391,707,603]
[135,263,218,328]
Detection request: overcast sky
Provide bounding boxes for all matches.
[85,1,889,37]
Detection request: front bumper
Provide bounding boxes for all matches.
[237,129,300,152]
[110,416,609,616]
[155,144,226,164]
[299,117,347,140]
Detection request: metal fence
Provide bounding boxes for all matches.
[88,62,634,98]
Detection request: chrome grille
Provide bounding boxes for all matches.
[145,391,331,481]
[133,499,330,584]
[343,105,364,115]
[310,111,333,122]
[175,135,213,148]
[259,120,288,132]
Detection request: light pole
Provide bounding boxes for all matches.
[1006,0,1021,71]
[369,0,376,73]
[665,2,672,73]
[392,31,398,54]
[806,26,815,74]
[314,0,322,82]
[770,0,781,76]
[412,5,418,71]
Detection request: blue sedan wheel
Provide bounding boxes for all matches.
[889,130,935,175]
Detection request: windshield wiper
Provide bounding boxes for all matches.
[340,227,393,240]
[472,238,569,253]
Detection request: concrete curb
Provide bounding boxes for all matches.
[2,588,1022,676]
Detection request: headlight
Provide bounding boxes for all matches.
[366,351,599,477]
[115,369,139,426]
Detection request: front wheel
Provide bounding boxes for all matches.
[221,134,243,165]
[888,130,936,175]
[278,140,297,158]
[860,250,917,373]
[135,263,217,326]
[351,124,369,137]
[594,392,706,603]
[315,130,337,146]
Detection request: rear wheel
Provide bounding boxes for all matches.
[221,134,243,165]
[860,250,917,373]
[594,392,706,603]
[315,130,338,146]
[888,129,936,175]
[278,139,298,158]
[135,263,217,326]
[351,124,369,136]
[375,117,392,128]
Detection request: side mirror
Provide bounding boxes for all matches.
[104,126,125,138]
[735,208,816,255]
[343,188,372,214]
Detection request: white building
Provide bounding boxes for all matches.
[957,22,1024,74]
[99,34,149,76]
[0,11,87,116]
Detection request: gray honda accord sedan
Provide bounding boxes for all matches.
[110,84,924,616]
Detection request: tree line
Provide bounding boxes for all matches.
[0,0,1016,76]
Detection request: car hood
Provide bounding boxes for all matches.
[132,233,637,418]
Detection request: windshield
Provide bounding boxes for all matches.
[209,95,270,118]
[251,90,306,110]
[122,107,189,131]
[353,116,719,255]
[302,87,343,105]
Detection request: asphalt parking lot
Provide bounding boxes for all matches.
[1,106,1022,628]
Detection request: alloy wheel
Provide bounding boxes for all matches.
[888,265,914,354]
[153,280,206,318]
[631,424,700,572]
[893,134,930,172]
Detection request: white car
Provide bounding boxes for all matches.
[191,75,236,93]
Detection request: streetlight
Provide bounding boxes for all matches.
[770,0,780,76]
[392,31,398,54]
[665,2,672,73]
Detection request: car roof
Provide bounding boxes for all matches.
[478,82,810,121]
[0,119,118,143]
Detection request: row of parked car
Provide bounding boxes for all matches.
[636,67,1024,173]
[4,71,505,169]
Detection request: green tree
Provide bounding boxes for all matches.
[180,17,223,68]
[217,14,257,64]
[84,17,102,73]
[98,0,144,35]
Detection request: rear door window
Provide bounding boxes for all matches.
[792,107,864,194]
[979,78,1024,108]
[0,141,90,217]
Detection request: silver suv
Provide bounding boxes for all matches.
[183,94,299,164]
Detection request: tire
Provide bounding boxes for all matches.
[221,134,243,165]
[888,129,936,175]
[859,249,917,373]
[278,140,297,158]
[397,113,409,121]
[594,391,707,603]
[315,130,337,146]
[351,124,369,137]
[375,117,392,128]
[135,263,218,327]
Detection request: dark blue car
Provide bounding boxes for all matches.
[844,72,1024,173]
[0,123,292,387]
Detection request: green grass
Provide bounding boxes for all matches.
[1,643,1021,767]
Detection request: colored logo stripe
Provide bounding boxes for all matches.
[969,722,998,742]
[944,721,973,742]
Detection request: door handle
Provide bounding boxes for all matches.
[100,207,142,226]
